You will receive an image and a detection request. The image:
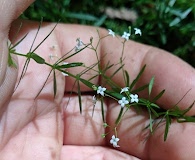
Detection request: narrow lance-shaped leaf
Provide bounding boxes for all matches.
[180,100,195,116]
[152,89,165,102]
[105,90,123,100]
[115,107,124,125]
[79,78,94,89]
[124,70,130,87]
[30,52,45,64]
[11,33,28,49]
[53,70,57,98]
[35,69,53,99]
[32,20,59,53]
[130,65,146,91]
[148,107,153,133]
[58,62,84,68]
[132,84,148,93]
[148,76,155,96]
[77,80,82,114]
[58,43,90,64]
[110,64,124,79]
[164,114,171,141]
[177,115,195,123]
[14,58,30,91]
[8,51,17,67]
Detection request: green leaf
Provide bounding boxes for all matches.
[124,70,130,87]
[177,116,195,123]
[148,76,155,96]
[14,58,30,90]
[148,108,153,133]
[169,17,181,27]
[115,107,124,125]
[30,52,45,64]
[164,115,171,141]
[11,33,28,49]
[58,62,84,68]
[65,12,98,21]
[130,65,146,91]
[77,80,82,114]
[152,89,165,102]
[180,100,195,116]
[79,78,94,89]
[169,8,192,27]
[105,90,123,100]
[168,0,176,7]
[150,107,159,117]
[110,64,124,79]
[35,69,53,99]
[32,20,59,53]
[180,8,192,19]
[53,70,57,97]
[94,15,107,26]
[150,103,160,109]
[132,84,148,93]
[8,51,17,68]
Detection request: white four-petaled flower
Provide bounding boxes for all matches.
[97,86,106,96]
[118,97,129,107]
[108,29,115,37]
[134,28,142,36]
[122,32,130,40]
[120,87,129,94]
[75,38,84,52]
[110,135,120,148]
[130,94,139,103]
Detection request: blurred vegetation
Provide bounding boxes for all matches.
[22,0,195,67]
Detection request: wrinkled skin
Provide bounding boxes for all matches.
[0,1,195,160]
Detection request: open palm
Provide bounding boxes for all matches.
[0,1,195,160]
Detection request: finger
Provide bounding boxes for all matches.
[0,0,34,30]
[61,145,140,160]
[1,21,65,159]
[106,100,195,160]
[0,0,34,109]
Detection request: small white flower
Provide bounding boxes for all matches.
[122,31,130,40]
[110,135,120,148]
[118,97,129,108]
[130,94,139,103]
[108,29,115,37]
[75,38,84,52]
[97,86,106,96]
[134,28,142,36]
[120,87,129,94]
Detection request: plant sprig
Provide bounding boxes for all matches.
[9,23,195,148]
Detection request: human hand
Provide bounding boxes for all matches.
[1,1,195,160]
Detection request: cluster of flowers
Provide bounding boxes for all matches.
[96,86,139,147]
[108,27,142,40]
[73,27,141,53]
[98,28,141,147]
[63,28,141,148]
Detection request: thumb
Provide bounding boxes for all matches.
[0,0,34,110]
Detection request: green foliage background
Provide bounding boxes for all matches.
[22,0,195,67]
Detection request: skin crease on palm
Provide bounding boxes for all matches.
[0,0,195,160]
